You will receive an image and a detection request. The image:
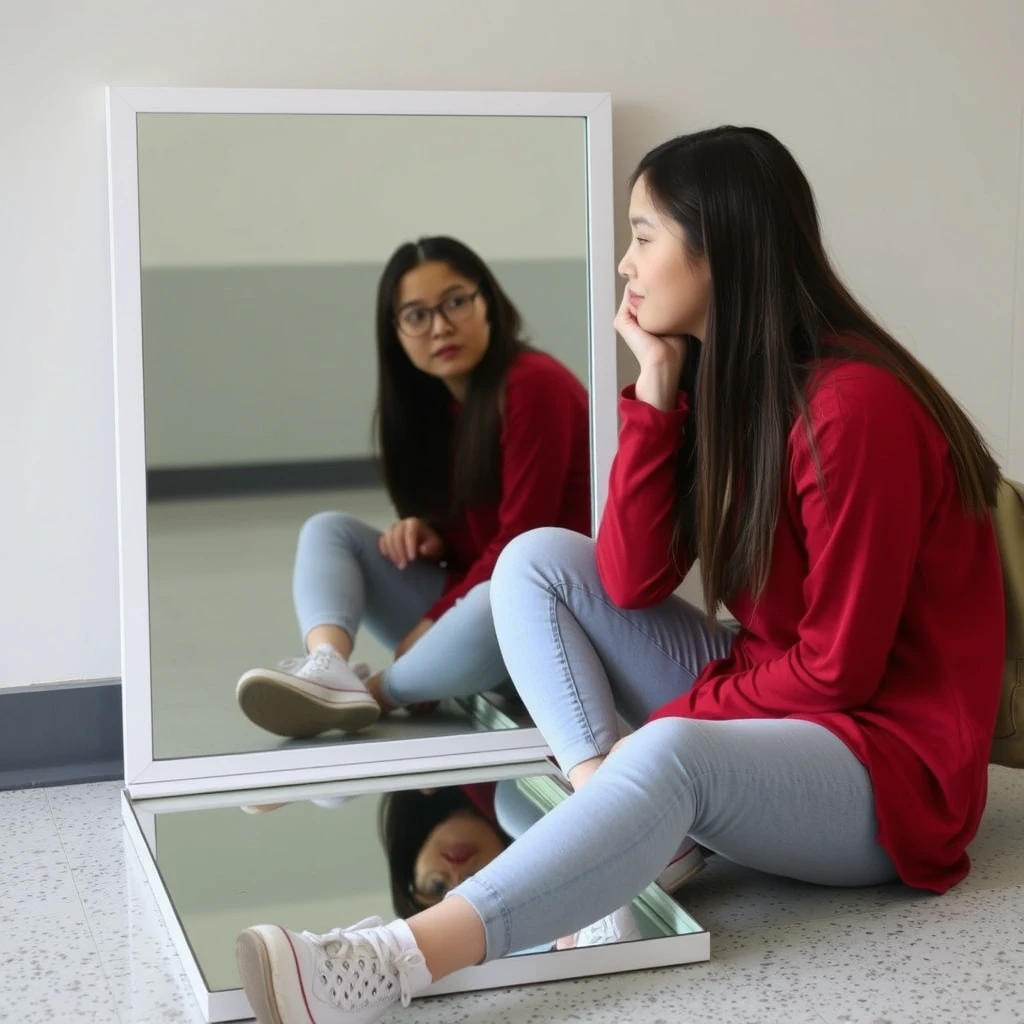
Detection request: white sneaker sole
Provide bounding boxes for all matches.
[656,844,706,894]
[236,669,381,738]
[236,926,302,1024]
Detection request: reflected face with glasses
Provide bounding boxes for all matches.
[392,260,492,399]
[380,787,509,916]
[411,803,505,907]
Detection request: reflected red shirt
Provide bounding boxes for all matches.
[427,349,591,620]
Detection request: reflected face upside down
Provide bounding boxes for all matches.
[411,807,507,907]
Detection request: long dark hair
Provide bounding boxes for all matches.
[378,787,508,918]
[632,126,1000,615]
[374,236,527,523]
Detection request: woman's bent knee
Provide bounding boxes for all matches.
[492,528,595,600]
[298,510,366,546]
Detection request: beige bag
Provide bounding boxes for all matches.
[990,478,1024,768]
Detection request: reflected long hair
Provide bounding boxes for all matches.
[378,787,509,918]
[374,236,527,524]
[631,127,1000,615]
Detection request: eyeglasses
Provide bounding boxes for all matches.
[395,289,481,338]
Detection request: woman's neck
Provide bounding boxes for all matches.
[444,375,470,403]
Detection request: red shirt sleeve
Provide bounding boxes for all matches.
[423,364,584,620]
[596,386,694,608]
[650,374,930,721]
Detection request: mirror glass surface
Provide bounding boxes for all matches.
[137,112,591,760]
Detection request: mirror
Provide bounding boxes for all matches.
[121,762,708,1022]
[107,88,617,797]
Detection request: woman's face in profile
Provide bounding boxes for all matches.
[393,260,492,391]
[411,808,506,907]
[618,176,710,341]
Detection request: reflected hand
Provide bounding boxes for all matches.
[378,518,444,570]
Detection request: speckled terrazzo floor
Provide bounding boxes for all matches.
[2,768,1024,1024]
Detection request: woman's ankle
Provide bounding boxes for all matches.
[406,895,487,980]
[366,672,395,713]
[567,755,606,790]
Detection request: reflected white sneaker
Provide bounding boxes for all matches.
[310,795,358,809]
[239,795,357,815]
[237,647,380,738]
[236,916,432,1024]
[656,838,706,894]
[573,904,644,947]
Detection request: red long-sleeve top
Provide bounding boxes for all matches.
[426,349,591,621]
[597,358,1004,893]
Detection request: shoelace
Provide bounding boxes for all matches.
[280,649,333,674]
[278,653,371,680]
[303,920,421,1009]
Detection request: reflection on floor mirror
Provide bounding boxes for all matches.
[121,761,710,1022]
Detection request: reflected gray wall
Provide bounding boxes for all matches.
[142,260,589,468]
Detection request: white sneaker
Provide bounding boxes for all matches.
[656,838,706,894]
[237,647,380,738]
[571,904,644,948]
[236,917,432,1024]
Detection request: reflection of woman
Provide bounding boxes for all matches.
[380,782,535,916]
[379,781,639,949]
[236,128,1005,1023]
[236,236,590,738]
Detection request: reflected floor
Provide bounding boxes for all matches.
[146,486,515,758]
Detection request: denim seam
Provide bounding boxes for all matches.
[543,582,604,764]
[468,873,515,958]
[554,580,721,678]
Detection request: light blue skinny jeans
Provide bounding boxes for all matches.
[452,528,898,959]
[292,511,508,705]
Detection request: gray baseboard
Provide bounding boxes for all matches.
[0,681,123,791]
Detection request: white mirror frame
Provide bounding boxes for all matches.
[106,86,617,799]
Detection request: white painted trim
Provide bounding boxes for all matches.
[107,88,156,792]
[108,86,610,118]
[125,727,552,799]
[1007,104,1024,481]
[107,86,616,797]
[121,792,214,1020]
[584,93,617,525]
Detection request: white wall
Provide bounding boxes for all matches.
[2,0,1022,686]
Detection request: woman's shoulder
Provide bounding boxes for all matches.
[806,357,920,427]
[798,355,949,465]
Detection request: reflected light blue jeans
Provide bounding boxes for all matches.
[292,511,509,705]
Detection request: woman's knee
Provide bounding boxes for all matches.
[624,716,699,762]
[492,528,595,601]
[298,510,368,548]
